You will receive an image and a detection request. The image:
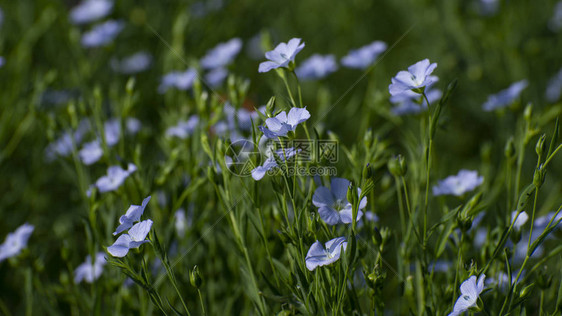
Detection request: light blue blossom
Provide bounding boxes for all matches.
[166,115,199,139]
[70,0,113,25]
[79,140,103,165]
[546,68,562,103]
[312,177,366,225]
[305,237,347,271]
[175,209,188,237]
[0,223,34,263]
[205,67,228,88]
[258,107,310,138]
[479,0,499,16]
[200,38,242,69]
[482,80,528,111]
[550,1,562,31]
[251,147,300,181]
[95,163,136,193]
[74,252,106,284]
[258,38,305,73]
[111,52,152,74]
[534,211,562,230]
[224,103,260,132]
[433,170,484,196]
[296,54,338,80]
[45,119,90,161]
[390,88,442,116]
[511,211,529,230]
[107,220,153,257]
[341,41,387,69]
[113,196,152,235]
[81,20,124,48]
[449,274,485,316]
[389,59,438,96]
[104,119,121,146]
[159,68,198,93]
[126,118,142,134]
[0,56,4,68]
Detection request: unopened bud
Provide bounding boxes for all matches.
[505,137,516,159]
[524,104,533,122]
[190,265,202,288]
[536,134,546,158]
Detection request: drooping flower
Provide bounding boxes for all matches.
[341,41,387,69]
[312,177,366,225]
[74,252,106,283]
[258,38,305,73]
[305,237,347,271]
[295,54,338,80]
[482,80,528,111]
[251,147,300,181]
[449,275,486,316]
[95,163,137,193]
[433,170,484,197]
[200,38,242,69]
[113,196,152,235]
[389,59,438,96]
[205,67,228,88]
[70,0,113,25]
[81,20,124,48]
[390,88,442,116]
[107,220,153,257]
[166,115,200,139]
[79,140,103,165]
[258,107,310,138]
[111,52,152,74]
[511,211,529,230]
[159,68,198,93]
[0,223,34,263]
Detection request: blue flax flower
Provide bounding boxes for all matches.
[258,38,305,73]
[449,275,485,316]
[258,107,310,138]
[200,38,242,69]
[341,41,387,69]
[108,220,153,257]
[296,54,338,80]
[482,80,528,111]
[70,0,113,25]
[312,177,366,225]
[114,196,152,235]
[389,59,438,96]
[0,223,34,262]
[81,20,124,48]
[74,252,106,283]
[251,147,300,181]
[159,68,198,93]
[79,140,103,165]
[166,115,199,139]
[205,67,228,88]
[305,237,347,271]
[111,52,152,74]
[433,170,483,197]
[546,69,562,103]
[95,163,136,193]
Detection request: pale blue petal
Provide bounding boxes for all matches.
[107,234,131,258]
[330,177,350,201]
[312,186,334,207]
[318,206,341,225]
[128,220,153,242]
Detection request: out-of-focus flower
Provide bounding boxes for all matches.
[534,211,562,230]
[433,170,484,196]
[251,147,300,181]
[258,107,310,138]
[389,59,438,96]
[166,115,199,139]
[79,140,103,165]
[0,57,4,68]
[81,20,124,48]
[205,67,228,88]
[107,220,152,257]
[45,119,91,161]
[224,103,259,132]
[111,52,152,74]
[305,237,347,271]
[550,1,562,31]
[296,54,338,80]
[312,177,366,225]
[95,163,136,193]
[70,0,113,25]
[113,196,152,235]
[200,38,242,69]
[175,209,188,237]
[258,38,305,73]
[159,68,198,93]
[104,119,120,147]
[449,275,486,316]
[482,80,528,111]
[74,252,106,283]
[341,41,387,69]
[546,69,562,103]
[0,223,34,262]
[126,118,142,134]
[511,211,529,230]
[479,0,499,16]
[390,88,442,116]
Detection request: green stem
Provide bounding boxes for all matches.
[197,289,206,316]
